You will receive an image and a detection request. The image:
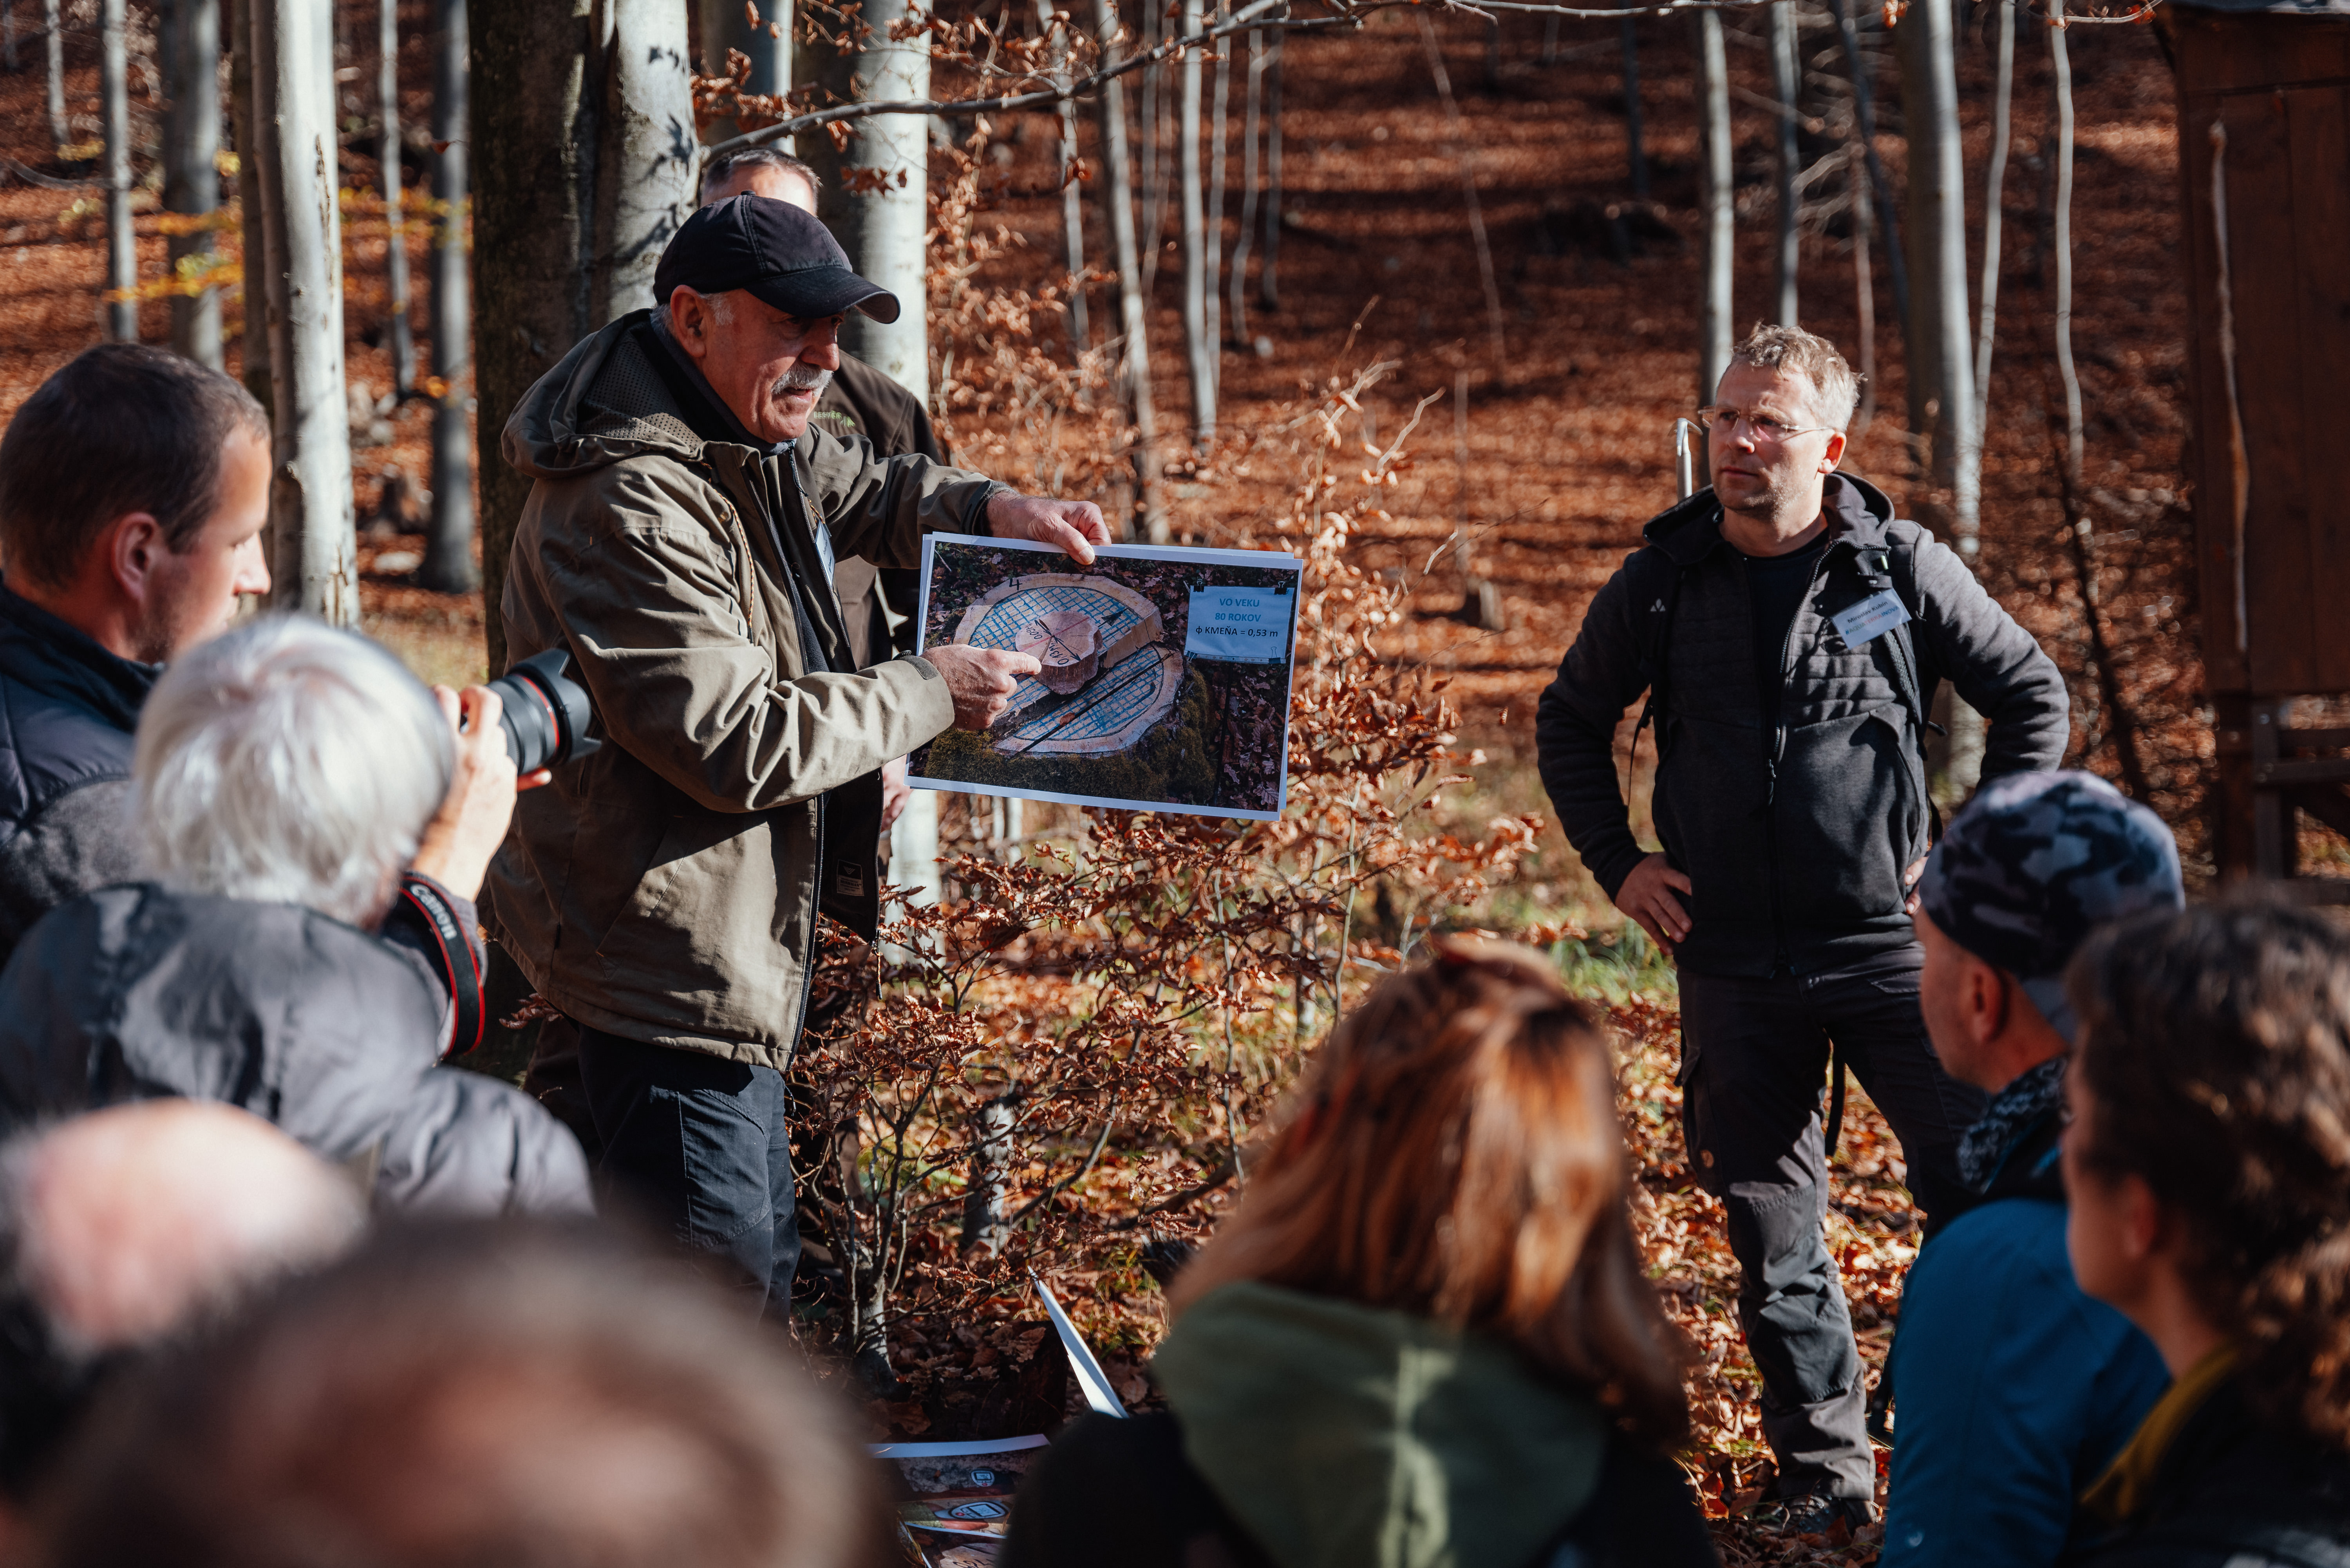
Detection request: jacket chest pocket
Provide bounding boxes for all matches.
[1773,704,1923,924]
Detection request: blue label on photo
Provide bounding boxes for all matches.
[1184,587,1293,663]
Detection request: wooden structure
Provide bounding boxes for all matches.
[2172,3,2350,894]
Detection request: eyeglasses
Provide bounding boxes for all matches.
[1696,405,1832,444]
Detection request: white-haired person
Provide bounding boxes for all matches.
[0,616,590,1216]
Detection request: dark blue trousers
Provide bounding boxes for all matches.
[1678,943,1985,1503]
[575,1026,799,1318]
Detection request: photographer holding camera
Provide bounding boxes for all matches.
[490,195,1108,1316]
[0,346,531,1047]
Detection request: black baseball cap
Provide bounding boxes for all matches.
[651,194,901,324]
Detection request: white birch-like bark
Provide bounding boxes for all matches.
[418,0,474,593]
[1770,0,1799,327]
[801,0,926,396]
[1898,0,1978,539]
[1092,0,1162,540]
[1179,0,1211,444]
[45,0,65,149]
[380,0,412,395]
[589,0,697,329]
[102,0,136,341]
[249,0,359,625]
[164,0,224,367]
[1696,11,1732,402]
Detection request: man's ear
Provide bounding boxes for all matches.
[1820,428,1848,473]
[2119,1172,2169,1265]
[106,512,166,612]
[1964,954,2011,1044]
[668,288,711,361]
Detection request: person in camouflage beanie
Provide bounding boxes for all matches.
[1882,771,2180,1568]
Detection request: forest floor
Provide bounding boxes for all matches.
[0,9,2213,1561]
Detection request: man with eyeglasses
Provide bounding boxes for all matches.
[1536,323,2066,1532]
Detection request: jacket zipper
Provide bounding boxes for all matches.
[1759,544,1828,974]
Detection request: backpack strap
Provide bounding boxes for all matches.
[1625,546,1687,743]
[1853,537,1948,845]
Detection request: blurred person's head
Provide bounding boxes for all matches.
[29,1221,884,1568]
[133,616,452,929]
[2063,898,2350,1446]
[0,1103,365,1496]
[701,146,820,210]
[1706,323,1856,542]
[1171,935,1690,1446]
[653,196,898,444]
[1914,770,2183,1091]
[0,345,271,663]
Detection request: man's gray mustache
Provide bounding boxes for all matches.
[774,367,833,399]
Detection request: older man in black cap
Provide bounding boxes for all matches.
[486,196,1107,1316]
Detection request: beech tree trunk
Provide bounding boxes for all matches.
[1972,0,2014,446]
[228,0,269,410]
[472,0,696,673]
[2051,0,2082,483]
[380,0,412,396]
[1257,29,1279,311]
[1091,0,1162,541]
[1178,0,1211,444]
[1695,10,1731,403]
[698,0,786,144]
[798,0,928,398]
[1038,0,1087,356]
[418,0,474,593]
[1770,0,1799,327]
[1828,0,1907,334]
[101,0,136,341]
[1227,26,1260,347]
[1620,17,1647,201]
[1897,0,1976,534]
[1205,5,1226,398]
[248,0,360,624]
[163,0,223,367]
[45,0,64,149]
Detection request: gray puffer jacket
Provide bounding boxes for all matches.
[0,885,592,1216]
[1536,473,2068,976]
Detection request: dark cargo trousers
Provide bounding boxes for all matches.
[1677,944,1985,1502]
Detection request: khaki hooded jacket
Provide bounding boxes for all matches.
[488,310,996,1068]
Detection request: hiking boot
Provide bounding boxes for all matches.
[1751,1492,1879,1537]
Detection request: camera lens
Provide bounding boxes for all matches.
[488,648,601,773]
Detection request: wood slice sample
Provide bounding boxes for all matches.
[1014,609,1101,694]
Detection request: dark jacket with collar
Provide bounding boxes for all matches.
[0,883,592,1216]
[0,586,155,972]
[2070,1374,2350,1568]
[1535,474,2068,976]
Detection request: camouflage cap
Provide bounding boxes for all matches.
[1916,770,2182,1039]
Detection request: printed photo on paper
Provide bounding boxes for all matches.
[908,535,1302,821]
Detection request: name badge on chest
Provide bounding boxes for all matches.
[1830,589,1911,649]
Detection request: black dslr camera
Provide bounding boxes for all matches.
[488,648,601,773]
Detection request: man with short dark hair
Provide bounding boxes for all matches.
[1882,771,2175,1568]
[0,345,527,1018]
[1536,322,2070,1526]
[26,1222,884,1568]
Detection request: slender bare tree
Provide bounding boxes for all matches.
[1091,0,1163,540]
[1205,0,1227,403]
[1972,0,2014,446]
[417,0,473,593]
[1828,0,1907,334]
[1037,0,1088,357]
[1620,15,1647,200]
[1226,24,1262,347]
[1257,27,1280,311]
[1897,0,1976,544]
[1179,0,1211,443]
[1770,0,1799,327]
[2050,0,2082,484]
[228,0,268,410]
[101,0,135,341]
[248,0,360,624]
[799,0,929,399]
[44,0,64,149]
[380,0,412,396]
[163,0,223,367]
[1696,9,1731,402]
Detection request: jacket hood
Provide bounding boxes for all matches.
[1642,470,1898,565]
[1151,1281,1610,1568]
[503,309,755,484]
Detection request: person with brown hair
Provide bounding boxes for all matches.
[2061,898,2350,1566]
[1001,937,1716,1568]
